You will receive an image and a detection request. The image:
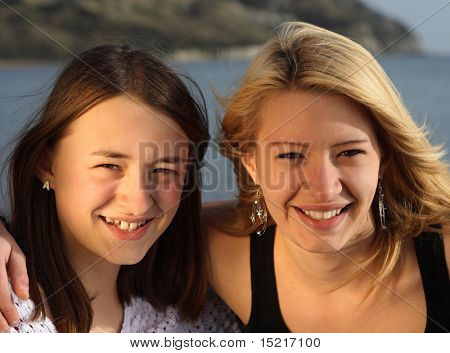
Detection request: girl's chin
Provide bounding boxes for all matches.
[102,248,149,265]
[286,224,376,254]
[292,234,350,254]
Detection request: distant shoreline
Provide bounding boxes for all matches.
[0,45,262,67]
[1,51,449,69]
[0,59,61,68]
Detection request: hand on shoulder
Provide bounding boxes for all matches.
[0,220,29,331]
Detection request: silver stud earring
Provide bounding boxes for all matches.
[42,180,50,191]
[250,186,268,236]
[378,179,387,230]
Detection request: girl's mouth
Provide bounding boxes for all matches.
[294,203,353,230]
[99,216,152,232]
[297,203,353,220]
[99,216,154,240]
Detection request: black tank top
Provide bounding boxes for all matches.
[240,226,450,332]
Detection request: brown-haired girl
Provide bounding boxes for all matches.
[0,45,237,332]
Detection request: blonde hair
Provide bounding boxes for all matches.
[219,22,449,281]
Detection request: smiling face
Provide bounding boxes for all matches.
[242,90,383,252]
[41,95,189,266]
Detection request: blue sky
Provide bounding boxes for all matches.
[361,0,450,55]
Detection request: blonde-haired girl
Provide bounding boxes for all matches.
[205,22,449,332]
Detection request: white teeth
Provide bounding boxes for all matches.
[310,211,324,219]
[302,207,344,220]
[129,222,138,230]
[103,217,148,231]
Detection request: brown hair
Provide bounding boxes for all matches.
[220,22,449,281]
[7,45,210,332]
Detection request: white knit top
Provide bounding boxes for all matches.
[10,290,240,333]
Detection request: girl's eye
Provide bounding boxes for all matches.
[339,149,363,157]
[98,164,121,171]
[152,168,178,175]
[277,152,305,160]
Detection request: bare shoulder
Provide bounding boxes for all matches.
[201,200,241,247]
[441,223,450,274]
[201,200,252,323]
[201,200,247,256]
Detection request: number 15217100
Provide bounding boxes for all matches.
[260,337,320,348]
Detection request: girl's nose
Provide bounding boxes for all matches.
[116,171,154,216]
[302,157,342,201]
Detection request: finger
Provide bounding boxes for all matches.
[7,247,29,300]
[0,222,29,300]
[0,314,11,333]
[0,266,20,327]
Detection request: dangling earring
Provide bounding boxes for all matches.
[250,186,268,236]
[42,180,50,191]
[377,178,387,230]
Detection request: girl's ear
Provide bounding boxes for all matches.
[35,148,55,189]
[240,148,258,185]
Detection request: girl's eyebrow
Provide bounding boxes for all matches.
[268,139,369,147]
[331,139,369,147]
[269,141,308,147]
[151,156,189,164]
[90,150,130,159]
[90,151,189,164]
